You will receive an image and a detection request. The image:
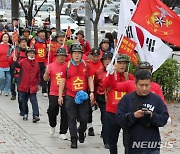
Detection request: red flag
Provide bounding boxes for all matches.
[12,30,18,43]
[132,0,180,47]
[118,36,138,65]
[66,25,72,40]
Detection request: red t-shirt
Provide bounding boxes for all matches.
[103,73,135,113]
[107,74,167,106]
[61,60,93,97]
[0,43,11,68]
[48,61,66,96]
[88,60,103,80]
[49,42,69,64]
[31,40,47,63]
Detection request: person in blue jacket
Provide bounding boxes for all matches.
[116,70,169,154]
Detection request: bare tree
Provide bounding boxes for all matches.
[55,0,66,33]
[87,0,106,47]
[19,0,47,27]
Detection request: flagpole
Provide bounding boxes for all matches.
[47,35,52,66]
[106,0,140,76]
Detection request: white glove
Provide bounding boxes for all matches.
[106,63,114,75]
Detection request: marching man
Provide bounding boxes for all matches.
[58,42,94,149]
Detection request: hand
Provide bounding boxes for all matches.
[134,110,144,118]
[106,63,114,74]
[58,96,64,106]
[38,85,41,91]
[13,55,17,62]
[89,92,94,103]
[146,110,152,118]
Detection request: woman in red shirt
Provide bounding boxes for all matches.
[0,33,12,96]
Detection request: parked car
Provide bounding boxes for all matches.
[19,10,43,29]
[173,7,180,16]
[111,8,119,25]
[0,10,7,22]
[50,15,80,35]
[103,7,116,23]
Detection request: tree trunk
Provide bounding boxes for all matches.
[93,21,98,48]
[55,0,60,32]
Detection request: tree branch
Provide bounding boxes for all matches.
[91,0,97,12]
[34,0,46,17]
[87,0,93,13]
[97,0,100,10]
[99,0,106,15]
[19,0,27,15]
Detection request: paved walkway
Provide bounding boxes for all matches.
[0,93,179,154]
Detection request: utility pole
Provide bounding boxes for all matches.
[11,0,19,21]
[85,1,92,46]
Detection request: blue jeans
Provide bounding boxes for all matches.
[129,150,160,154]
[0,68,11,94]
[19,91,39,117]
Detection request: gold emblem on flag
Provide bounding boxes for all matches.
[146,7,174,36]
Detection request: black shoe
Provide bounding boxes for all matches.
[11,95,16,100]
[20,112,23,116]
[104,144,109,149]
[71,138,77,149]
[23,115,28,121]
[88,128,95,136]
[32,116,40,123]
[78,132,86,143]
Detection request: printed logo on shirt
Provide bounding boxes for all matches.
[143,104,155,112]
[38,49,45,57]
[56,72,62,85]
[73,77,84,90]
[114,91,126,102]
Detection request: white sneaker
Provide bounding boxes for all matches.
[59,134,68,140]
[43,93,48,97]
[49,127,55,135]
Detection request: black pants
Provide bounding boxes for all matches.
[88,102,93,123]
[106,112,121,154]
[65,95,89,139]
[96,94,109,145]
[10,67,16,96]
[47,95,68,134]
[38,62,47,93]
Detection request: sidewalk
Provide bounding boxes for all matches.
[0,93,179,154]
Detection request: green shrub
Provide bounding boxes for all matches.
[152,58,180,102]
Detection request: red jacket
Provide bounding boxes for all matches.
[78,39,91,56]
[8,49,26,65]
[0,43,11,68]
[15,58,40,93]
[102,72,135,113]
[105,74,167,105]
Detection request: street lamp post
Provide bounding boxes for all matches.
[11,0,19,21]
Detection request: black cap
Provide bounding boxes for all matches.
[37,28,45,33]
[18,36,28,43]
[26,48,36,55]
[56,31,65,37]
[99,38,110,46]
[138,61,153,71]
[117,54,130,63]
[76,30,84,36]
[55,48,67,56]
[100,52,113,62]
[70,43,83,53]
[22,28,30,33]
[91,48,100,56]
[50,27,56,31]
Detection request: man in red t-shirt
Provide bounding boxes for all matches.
[87,48,103,136]
[76,30,91,56]
[58,42,94,149]
[102,54,134,154]
[44,48,68,140]
[31,28,48,97]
